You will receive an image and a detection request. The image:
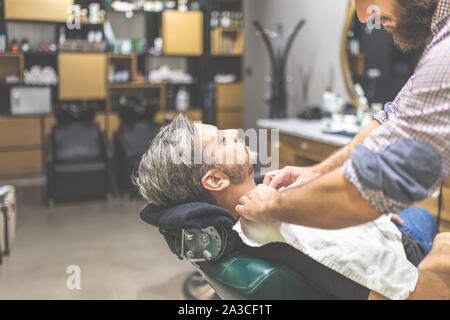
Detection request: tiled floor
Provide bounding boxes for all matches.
[0,184,195,300]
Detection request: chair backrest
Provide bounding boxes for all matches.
[120,121,161,158]
[53,122,103,163]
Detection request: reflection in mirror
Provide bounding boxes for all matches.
[342,3,424,111]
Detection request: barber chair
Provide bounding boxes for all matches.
[0,185,16,265]
[45,103,112,204]
[114,96,161,197]
[140,176,370,300]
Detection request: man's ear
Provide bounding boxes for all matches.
[202,169,231,192]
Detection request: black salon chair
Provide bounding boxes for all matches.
[45,103,112,204]
[114,96,161,197]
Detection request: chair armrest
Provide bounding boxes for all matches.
[99,132,113,194]
[44,132,55,200]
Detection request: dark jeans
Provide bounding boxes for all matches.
[394,207,440,252]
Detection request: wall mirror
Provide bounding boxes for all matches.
[340,1,424,110]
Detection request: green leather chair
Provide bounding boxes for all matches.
[199,252,329,300]
[177,227,331,300]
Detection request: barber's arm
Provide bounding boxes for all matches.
[264,119,381,190]
[237,168,381,229]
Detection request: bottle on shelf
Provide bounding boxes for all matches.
[176,86,190,112]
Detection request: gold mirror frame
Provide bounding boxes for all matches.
[340,0,361,108]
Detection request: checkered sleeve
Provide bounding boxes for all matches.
[343,37,450,214]
[373,110,388,124]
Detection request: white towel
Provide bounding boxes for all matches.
[233,214,418,300]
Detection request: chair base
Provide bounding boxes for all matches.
[182,272,221,301]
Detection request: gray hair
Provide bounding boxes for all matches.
[134,114,216,206]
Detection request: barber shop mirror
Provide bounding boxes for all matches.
[341,1,424,110]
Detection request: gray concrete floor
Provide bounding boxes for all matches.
[0,183,196,300]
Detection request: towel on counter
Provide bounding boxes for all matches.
[233,214,419,300]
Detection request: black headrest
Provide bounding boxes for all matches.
[56,102,96,124]
[140,202,240,263]
[117,95,159,122]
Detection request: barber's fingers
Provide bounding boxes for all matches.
[269,170,293,189]
[263,170,279,185]
[238,195,251,205]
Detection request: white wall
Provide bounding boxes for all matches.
[243,0,350,129]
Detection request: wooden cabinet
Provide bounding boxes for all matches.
[59,53,107,100]
[0,53,24,83]
[162,10,203,56]
[216,82,243,130]
[0,150,43,176]
[271,133,340,169]
[0,116,43,177]
[0,117,41,148]
[4,0,74,23]
[211,27,244,56]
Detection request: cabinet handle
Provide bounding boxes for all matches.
[300,142,309,150]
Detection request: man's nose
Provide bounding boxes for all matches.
[225,129,239,142]
[354,0,374,23]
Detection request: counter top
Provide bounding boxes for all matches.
[257,118,354,147]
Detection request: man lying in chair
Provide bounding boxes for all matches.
[135,114,438,300]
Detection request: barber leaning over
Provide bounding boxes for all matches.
[236,0,450,299]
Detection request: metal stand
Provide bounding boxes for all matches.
[253,19,306,118]
[182,272,220,300]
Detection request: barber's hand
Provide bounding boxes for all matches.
[410,233,450,300]
[235,184,280,223]
[391,214,405,227]
[263,166,320,190]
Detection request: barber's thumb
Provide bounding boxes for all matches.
[235,204,245,215]
[269,175,283,189]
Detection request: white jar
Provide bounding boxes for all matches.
[176,87,190,111]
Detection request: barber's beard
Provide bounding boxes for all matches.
[388,0,437,52]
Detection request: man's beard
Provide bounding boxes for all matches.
[387,0,437,52]
[218,163,255,185]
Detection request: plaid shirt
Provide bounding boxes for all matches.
[343,0,450,215]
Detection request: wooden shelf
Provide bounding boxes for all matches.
[211,27,243,56]
[108,82,164,90]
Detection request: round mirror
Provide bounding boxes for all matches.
[340,1,424,110]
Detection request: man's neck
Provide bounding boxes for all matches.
[216,180,256,220]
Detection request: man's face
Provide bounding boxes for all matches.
[194,123,258,166]
[355,0,436,52]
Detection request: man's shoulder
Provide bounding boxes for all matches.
[412,30,450,94]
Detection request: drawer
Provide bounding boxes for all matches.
[216,83,243,110]
[162,11,203,56]
[5,0,74,23]
[0,117,42,148]
[59,53,107,100]
[279,134,339,162]
[0,149,43,176]
[216,110,242,130]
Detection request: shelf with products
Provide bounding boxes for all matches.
[0,0,245,178]
[211,27,243,56]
